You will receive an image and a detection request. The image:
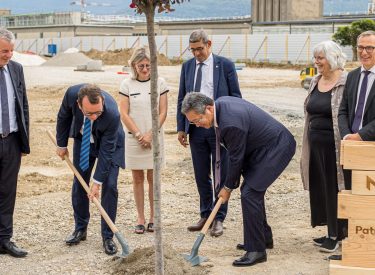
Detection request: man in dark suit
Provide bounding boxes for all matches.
[333,30,375,261]
[176,29,242,237]
[181,93,296,267]
[0,29,29,258]
[56,84,125,255]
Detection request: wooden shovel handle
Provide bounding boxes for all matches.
[201,197,224,234]
[46,130,119,234]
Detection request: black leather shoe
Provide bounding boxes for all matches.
[210,220,224,237]
[328,254,342,261]
[0,240,27,258]
[103,238,117,255]
[237,238,274,250]
[233,251,267,267]
[65,229,87,245]
[187,218,207,232]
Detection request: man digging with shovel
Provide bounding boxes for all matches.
[182,92,296,267]
[55,84,125,255]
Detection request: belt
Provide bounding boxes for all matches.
[0,132,16,139]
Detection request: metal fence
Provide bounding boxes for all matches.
[14,33,354,64]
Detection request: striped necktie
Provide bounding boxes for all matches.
[79,117,91,171]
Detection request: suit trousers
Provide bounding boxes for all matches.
[240,185,272,252]
[72,139,119,240]
[0,133,21,244]
[189,126,228,221]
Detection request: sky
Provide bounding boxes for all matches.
[0,0,372,17]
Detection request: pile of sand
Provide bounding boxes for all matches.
[108,246,209,275]
[42,52,93,67]
[12,51,46,66]
[85,48,172,66]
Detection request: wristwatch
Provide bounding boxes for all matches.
[223,186,233,193]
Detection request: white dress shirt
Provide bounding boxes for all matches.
[0,65,18,134]
[356,65,375,130]
[194,53,214,99]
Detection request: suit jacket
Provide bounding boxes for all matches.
[215,97,296,191]
[56,84,125,183]
[7,60,30,154]
[338,67,375,141]
[177,54,241,133]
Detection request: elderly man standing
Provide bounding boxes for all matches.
[176,29,241,237]
[0,29,29,258]
[56,84,125,255]
[333,30,375,261]
[181,93,296,267]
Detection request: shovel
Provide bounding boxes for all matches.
[46,130,131,258]
[183,197,224,266]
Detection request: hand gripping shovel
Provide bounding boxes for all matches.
[47,130,131,258]
[183,197,223,266]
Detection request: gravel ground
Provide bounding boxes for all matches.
[0,66,333,274]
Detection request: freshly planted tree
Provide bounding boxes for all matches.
[333,19,375,61]
[129,1,188,274]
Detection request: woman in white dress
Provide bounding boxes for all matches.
[119,46,169,234]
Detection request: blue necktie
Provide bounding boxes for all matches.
[0,68,10,136]
[194,63,204,92]
[352,70,371,133]
[79,117,91,171]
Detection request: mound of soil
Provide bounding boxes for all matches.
[109,246,209,275]
[84,48,171,66]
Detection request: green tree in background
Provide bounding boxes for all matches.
[333,19,375,61]
[129,1,188,275]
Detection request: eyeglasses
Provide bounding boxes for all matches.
[189,116,203,125]
[137,64,151,70]
[82,110,103,117]
[357,46,375,53]
[188,47,205,53]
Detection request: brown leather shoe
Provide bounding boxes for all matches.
[187,218,207,232]
[210,220,223,237]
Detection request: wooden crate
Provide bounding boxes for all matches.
[348,219,375,243]
[338,193,375,220]
[352,170,375,195]
[340,140,375,170]
[342,240,375,268]
[330,260,375,274]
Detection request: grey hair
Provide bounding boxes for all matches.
[0,28,15,44]
[181,92,213,115]
[313,40,346,71]
[189,29,209,44]
[357,30,375,43]
[128,46,150,80]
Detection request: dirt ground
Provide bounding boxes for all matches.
[0,65,335,274]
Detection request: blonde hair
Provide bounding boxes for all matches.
[128,46,150,80]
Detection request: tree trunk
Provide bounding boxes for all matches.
[144,3,165,275]
[352,47,358,61]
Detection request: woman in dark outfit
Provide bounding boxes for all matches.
[300,40,347,253]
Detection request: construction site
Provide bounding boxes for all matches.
[0,0,375,274]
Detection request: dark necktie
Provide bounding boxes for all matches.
[214,126,221,192]
[194,63,204,92]
[0,68,10,136]
[79,117,91,171]
[352,70,371,133]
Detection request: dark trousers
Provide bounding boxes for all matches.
[73,139,119,240]
[189,126,228,221]
[0,133,21,244]
[241,184,272,252]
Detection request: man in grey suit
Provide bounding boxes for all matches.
[0,29,29,258]
[177,29,241,237]
[181,93,296,267]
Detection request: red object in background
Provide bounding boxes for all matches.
[117,71,129,74]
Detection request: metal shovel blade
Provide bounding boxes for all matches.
[182,233,208,266]
[114,231,132,258]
